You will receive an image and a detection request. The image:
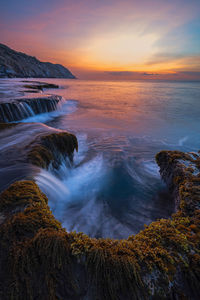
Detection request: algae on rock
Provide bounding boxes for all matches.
[0,150,199,299]
[27,131,78,169]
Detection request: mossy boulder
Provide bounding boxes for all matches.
[27,131,78,169]
[156,150,200,212]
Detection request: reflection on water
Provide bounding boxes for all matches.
[1,79,200,238]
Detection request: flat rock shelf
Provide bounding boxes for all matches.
[0,95,63,122]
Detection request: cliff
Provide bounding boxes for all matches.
[0,43,76,78]
[0,147,199,299]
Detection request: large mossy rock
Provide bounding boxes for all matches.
[0,151,199,299]
[27,131,78,169]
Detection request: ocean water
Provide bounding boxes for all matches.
[1,79,200,238]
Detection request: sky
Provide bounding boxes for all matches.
[0,0,200,80]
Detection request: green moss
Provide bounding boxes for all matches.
[0,180,47,212]
[40,132,78,155]
[0,181,67,299]
[68,209,200,299]
[0,181,61,240]
[28,145,54,169]
[156,150,195,165]
[27,131,78,169]
[7,228,76,300]
[0,149,200,299]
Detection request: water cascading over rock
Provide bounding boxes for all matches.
[0,95,62,122]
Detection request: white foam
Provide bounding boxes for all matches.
[35,168,69,218]
[178,136,188,146]
[143,161,160,177]
[35,134,106,224]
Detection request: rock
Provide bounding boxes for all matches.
[156,150,200,212]
[0,148,199,299]
[27,131,78,169]
[0,95,62,122]
[22,81,59,91]
[0,43,76,78]
[0,125,78,193]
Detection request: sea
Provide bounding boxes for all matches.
[0,78,200,239]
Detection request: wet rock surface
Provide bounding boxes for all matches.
[0,123,77,192]
[22,80,59,91]
[27,131,78,169]
[0,95,62,122]
[156,150,200,211]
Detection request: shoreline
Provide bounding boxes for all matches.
[0,80,199,299]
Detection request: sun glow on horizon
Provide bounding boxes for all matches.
[79,32,159,70]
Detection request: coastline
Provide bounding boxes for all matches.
[0,79,199,299]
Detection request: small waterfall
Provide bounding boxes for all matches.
[18,102,34,119]
[0,95,62,122]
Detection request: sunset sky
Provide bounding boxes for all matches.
[1,0,200,80]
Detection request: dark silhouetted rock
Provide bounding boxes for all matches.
[0,43,76,78]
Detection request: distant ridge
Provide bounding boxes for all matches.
[0,43,76,79]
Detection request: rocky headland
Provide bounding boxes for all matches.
[0,43,76,78]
